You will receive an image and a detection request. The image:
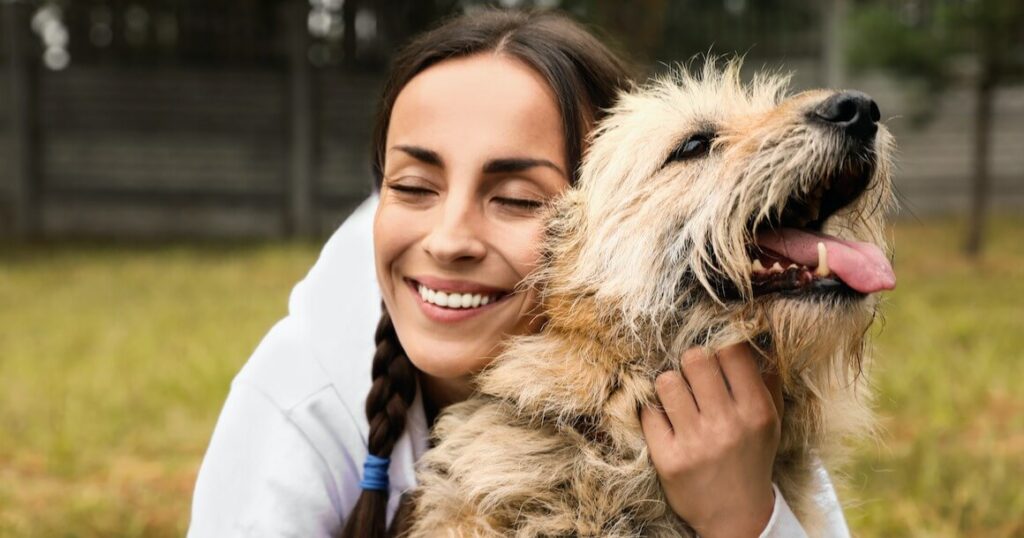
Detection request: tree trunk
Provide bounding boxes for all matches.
[822,0,848,89]
[286,0,316,237]
[964,74,994,257]
[342,0,358,68]
[4,1,37,238]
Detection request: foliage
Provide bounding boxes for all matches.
[847,4,950,86]
[847,0,1024,123]
[1,217,1023,536]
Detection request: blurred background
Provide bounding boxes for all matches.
[1,0,1021,536]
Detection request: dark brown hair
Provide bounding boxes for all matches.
[343,8,634,538]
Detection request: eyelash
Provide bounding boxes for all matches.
[390,183,543,211]
[496,197,544,210]
[388,184,433,196]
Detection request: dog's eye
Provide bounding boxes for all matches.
[666,134,714,163]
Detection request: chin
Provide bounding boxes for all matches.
[403,338,499,381]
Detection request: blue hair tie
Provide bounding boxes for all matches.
[359,454,390,491]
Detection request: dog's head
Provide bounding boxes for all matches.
[541,59,895,370]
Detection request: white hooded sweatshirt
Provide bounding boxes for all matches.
[188,196,850,537]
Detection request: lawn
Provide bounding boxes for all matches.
[1,218,1022,537]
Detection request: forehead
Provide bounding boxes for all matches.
[387,54,565,168]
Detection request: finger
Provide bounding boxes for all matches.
[654,370,699,427]
[679,347,731,414]
[716,343,765,404]
[639,402,674,443]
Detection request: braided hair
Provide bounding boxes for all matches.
[340,308,415,537]
[343,7,634,537]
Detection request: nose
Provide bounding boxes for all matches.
[421,199,487,264]
[813,91,881,140]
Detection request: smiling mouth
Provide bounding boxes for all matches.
[408,279,510,310]
[740,157,895,299]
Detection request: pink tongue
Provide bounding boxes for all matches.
[755,228,896,294]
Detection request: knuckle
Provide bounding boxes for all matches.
[680,347,708,368]
[719,427,744,449]
[750,411,778,434]
[655,371,679,392]
[707,419,742,448]
[740,406,779,441]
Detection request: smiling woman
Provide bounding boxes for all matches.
[375,53,568,391]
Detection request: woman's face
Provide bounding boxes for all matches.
[374,53,568,391]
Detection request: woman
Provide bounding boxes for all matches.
[190,9,848,538]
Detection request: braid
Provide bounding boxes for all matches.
[341,307,418,538]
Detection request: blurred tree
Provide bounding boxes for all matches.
[848,0,1024,256]
[559,0,821,71]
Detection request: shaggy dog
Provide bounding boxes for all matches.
[407,60,896,537]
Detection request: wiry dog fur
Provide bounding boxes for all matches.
[407,59,895,537]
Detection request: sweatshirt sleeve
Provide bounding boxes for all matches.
[759,466,850,538]
[188,381,355,538]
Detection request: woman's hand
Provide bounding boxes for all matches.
[640,343,784,538]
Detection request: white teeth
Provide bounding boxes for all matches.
[788,264,798,270]
[751,259,765,273]
[815,242,830,277]
[417,283,501,309]
[770,262,784,274]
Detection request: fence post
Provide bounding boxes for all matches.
[286,0,316,237]
[4,0,37,238]
[822,0,847,89]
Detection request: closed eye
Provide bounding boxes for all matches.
[495,197,544,210]
[388,184,434,196]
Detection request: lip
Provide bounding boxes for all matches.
[411,275,511,295]
[405,278,513,323]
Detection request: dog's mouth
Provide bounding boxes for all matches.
[741,158,895,299]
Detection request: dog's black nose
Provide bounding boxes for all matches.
[814,91,880,140]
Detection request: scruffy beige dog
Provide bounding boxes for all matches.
[408,59,895,537]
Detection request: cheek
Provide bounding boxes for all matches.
[373,206,420,292]
[497,219,547,278]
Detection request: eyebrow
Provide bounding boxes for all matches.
[392,145,565,177]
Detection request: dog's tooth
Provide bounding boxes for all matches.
[788,264,798,270]
[815,242,830,277]
[751,259,765,273]
[770,262,784,274]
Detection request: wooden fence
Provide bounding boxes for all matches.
[1,13,1022,239]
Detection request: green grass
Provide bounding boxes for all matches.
[0,241,320,537]
[842,217,1024,538]
[1,219,1022,537]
